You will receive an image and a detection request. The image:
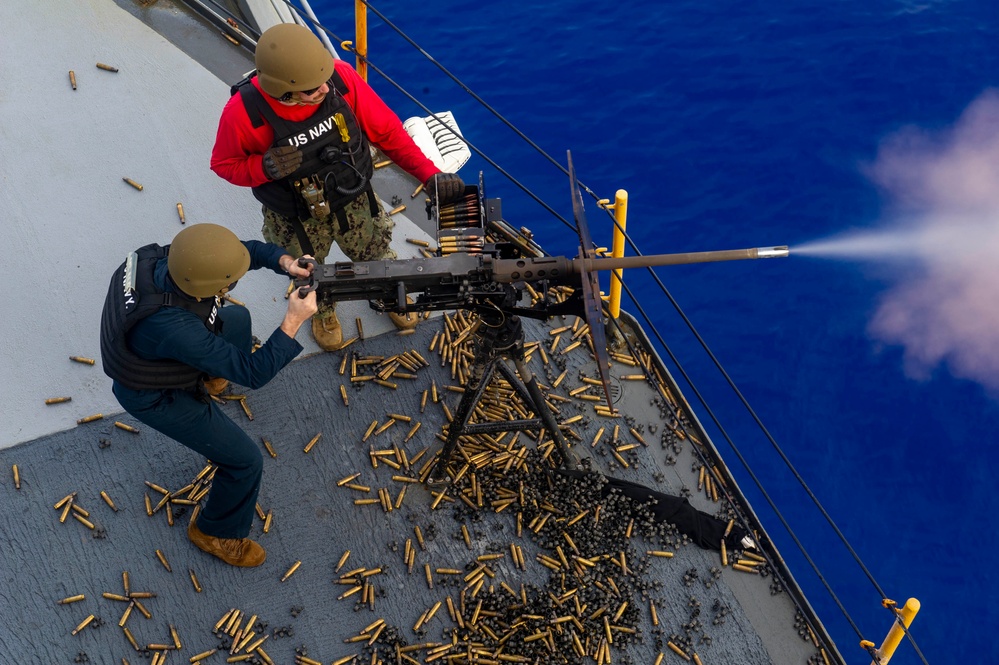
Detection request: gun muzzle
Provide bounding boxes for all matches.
[756,245,789,259]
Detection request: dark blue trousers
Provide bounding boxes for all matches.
[113,306,262,539]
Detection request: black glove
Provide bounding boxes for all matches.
[262,145,303,180]
[424,172,465,205]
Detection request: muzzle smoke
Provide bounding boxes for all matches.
[801,90,999,391]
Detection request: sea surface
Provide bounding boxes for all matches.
[311,1,998,662]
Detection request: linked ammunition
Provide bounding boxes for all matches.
[115,421,140,434]
[45,397,72,404]
[123,177,144,191]
[77,413,104,424]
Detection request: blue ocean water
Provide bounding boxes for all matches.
[312,1,998,662]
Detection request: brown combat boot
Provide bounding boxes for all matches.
[202,377,229,395]
[188,520,266,567]
[311,311,344,351]
[388,296,419,331]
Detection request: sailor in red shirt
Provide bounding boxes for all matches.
[211,23,464,351]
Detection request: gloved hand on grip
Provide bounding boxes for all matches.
[424,172,465,206]
[262,145,304,180]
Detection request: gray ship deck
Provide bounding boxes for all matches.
[0,1,840,663]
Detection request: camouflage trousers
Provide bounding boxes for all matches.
[261,194,397,315]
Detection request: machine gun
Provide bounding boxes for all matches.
[295,154,788,484]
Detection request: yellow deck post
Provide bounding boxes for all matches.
[869,598,920,665]
[608,189,628,319]
[354,0,368,81]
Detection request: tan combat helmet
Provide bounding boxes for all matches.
[167,224,250,299]
[255,23,335,98]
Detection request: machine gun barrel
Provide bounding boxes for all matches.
[580,245,789,271]
[488,246,788,284]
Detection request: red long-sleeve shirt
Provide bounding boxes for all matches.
[211,59,440,188]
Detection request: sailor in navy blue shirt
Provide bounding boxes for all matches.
[101,223,317,567]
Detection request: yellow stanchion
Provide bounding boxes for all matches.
[608,189,628,319]
[867,598,920,665]
[354,0,368,81]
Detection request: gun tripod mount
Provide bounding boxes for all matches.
[425,305,576,487]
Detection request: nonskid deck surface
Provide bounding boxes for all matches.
[0,313,820,665]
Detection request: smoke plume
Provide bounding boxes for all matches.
[863,89,999,391]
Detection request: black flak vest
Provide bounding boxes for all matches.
[236,73,377,224]
[100,244,222,391]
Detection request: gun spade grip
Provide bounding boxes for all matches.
[295,257,320,295]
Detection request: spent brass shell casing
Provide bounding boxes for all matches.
[69,356,96,365]
[73,513,95,529]
[115,421,140,434]
[77,413,104,424]
[262,510,273,533]
[190,649,217,662]
[12,464,20,489]
[45,396,72,405]
[340,385,349,406]
[189,569,202,593]
[58,594,86,605]
[69,70,77,90]
[72,614,95,635]
[155,549,172,572]
[261,438,277,458]
[389,204,406,215]
[176,202,185,224]
[100,491,118,511]
[280,561,301,582]
[238,398,253,420]
[122,177,144,191]
[304,432,322,453]
[96,62,119,72]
